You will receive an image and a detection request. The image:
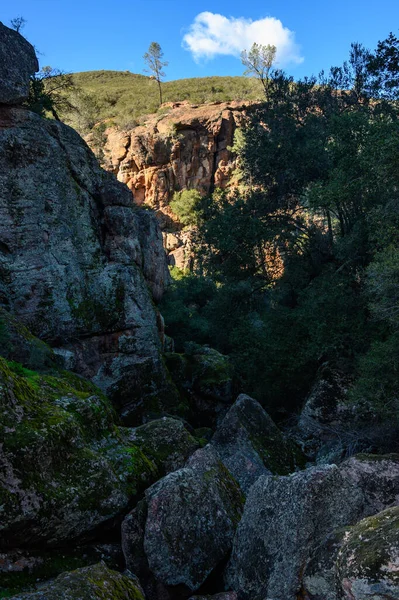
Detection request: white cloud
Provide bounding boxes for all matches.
[182,12,303,67]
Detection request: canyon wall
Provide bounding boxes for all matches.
[0,25,174,421]
[91,101,253,267]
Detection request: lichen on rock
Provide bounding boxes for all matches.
[123,445,244,592]
[336,506,399,600]
[211,393,306,492]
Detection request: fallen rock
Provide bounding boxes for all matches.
[124,417,200,475]
[0,23,38,105]
[165,346,233,426]
[339,453,399,516]
[296,365,352,461]
[123,446,244,592]
[6,561,145,599]
[227,454,399,600]
[336,506,399,600]
[122,500,172,600]
[226,464,361,600]
[211,394,305,492]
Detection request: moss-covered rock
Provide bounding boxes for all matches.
[0,356,158,549]
[211,394,306,493]
[124,417,199,475]
[336,506,399,599]
[6,561,145,599]
[164,346,233,426]
[0,544,123,598]
[0,308,56,372]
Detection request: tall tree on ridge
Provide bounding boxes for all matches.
[241,42,277,101]
[143,42,168,106]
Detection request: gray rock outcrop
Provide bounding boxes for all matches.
[0,23,38,105]
[0,106,172,420]
[122,445,244,592]
[211,394,305,492]
[227,454,399,600]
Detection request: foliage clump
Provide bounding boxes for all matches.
[170,189,202,226]
[160,32,399,430]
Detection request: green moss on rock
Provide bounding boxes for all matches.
[0,356,158,548]
[0,308,56,372]
[124,417,199,474]
[5,561,145,599]
[336,505,399,596]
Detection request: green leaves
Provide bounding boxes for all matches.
[170,189,203,226]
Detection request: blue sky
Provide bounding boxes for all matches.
[2,0,399,81]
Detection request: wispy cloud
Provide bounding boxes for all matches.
[182,12,303,66]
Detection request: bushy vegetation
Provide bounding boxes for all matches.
[56,71,263,131]
[170,189,203,226]
[160,33,399,424]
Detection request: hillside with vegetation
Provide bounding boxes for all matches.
[60,70,264,132]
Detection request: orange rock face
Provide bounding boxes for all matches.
[95,101,255,222]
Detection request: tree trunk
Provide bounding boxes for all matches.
[157,79,163,106]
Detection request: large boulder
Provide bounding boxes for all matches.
[336,506,399,600]
[296,365,352,461]
[124,417,200,475]
[0,105,173,421]
[227,454,399,600]
[211,394,305,492]
[122,446,244,592]
[226,465,361,600]
[0,353,158,550]
[164,346,233,426]
[0,23,38,105]
[6,561,145,599]
[299,454,399,600]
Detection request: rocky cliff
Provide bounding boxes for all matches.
[0,23,173,422]
[97,101,250,216]
[90,101,252,268]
